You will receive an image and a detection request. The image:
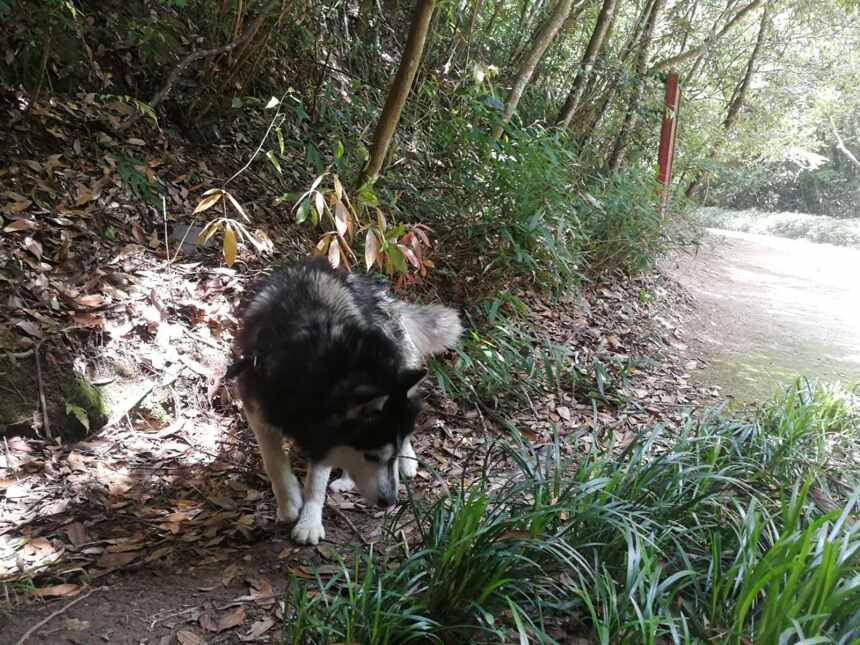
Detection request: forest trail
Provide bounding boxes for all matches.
[668,228,860,402]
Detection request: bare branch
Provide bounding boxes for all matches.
[829,116,860,169]
[650,0,768,73]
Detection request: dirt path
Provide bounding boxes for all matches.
[666,228,860,402]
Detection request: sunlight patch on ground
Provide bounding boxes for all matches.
[667,228,860,401]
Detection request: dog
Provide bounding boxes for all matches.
[226,258,462,545]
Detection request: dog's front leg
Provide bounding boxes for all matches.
[292,462,331,545]
[246,407,303,522]
[399,435,418,479]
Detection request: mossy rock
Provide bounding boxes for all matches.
[0,355,109,440]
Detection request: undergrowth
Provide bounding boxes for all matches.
[429,295,634,414]
[282,380,860,644]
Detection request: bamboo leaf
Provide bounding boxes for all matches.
[313,235,331,256]
[196,219,222,245]
[296,199,310,224]
[223,223,237,267]
[398,243,421,269]
[225,191,250,221]
[328,236,341,269]
[314,191,326,220]
[193,191,223,214]
[334,200,349,236]
[266,150,282,175]
[365,229,379,270]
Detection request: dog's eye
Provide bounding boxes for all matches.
[363,453,381,463]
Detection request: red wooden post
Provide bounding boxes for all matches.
[657,72,680,214]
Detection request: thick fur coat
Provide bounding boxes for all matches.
[229,258,462,544]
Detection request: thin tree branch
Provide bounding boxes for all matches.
[829,116,860,169]
[649,0,768,73]
[15,587,103,645]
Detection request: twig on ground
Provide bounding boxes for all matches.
[3,350,35,361]
[169,216,199,264]
[14,587,102,645]
[162,195,172,278]
[34,342,51,439]
[331,505,370,546]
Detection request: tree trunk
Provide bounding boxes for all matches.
[556,0,618,129]
[463,0,485,68]
[686,1,770,197]
[575,0,651,142]
[362,0,436,184]
[606,0,666,171]
[492,0,576,141]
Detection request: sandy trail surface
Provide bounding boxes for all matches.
[667,228,860,402]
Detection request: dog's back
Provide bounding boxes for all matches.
[232,259,462,452]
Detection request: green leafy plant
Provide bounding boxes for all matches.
[191,188,269,267]
[290,172,435,286]
[283,380,860,643]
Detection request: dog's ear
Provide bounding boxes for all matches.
[347,384,389,417]
[397,368,427,398]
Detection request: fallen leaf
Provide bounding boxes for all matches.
[556,406,571,422]
[96,550,138,569]
[65,522,89,547]
[176,630,206,645]
[222,563,241,587]
[248,577,275,607]
[14,319,42,338]
[239,617,275,642]
[72,312,105,328]
[32,583,81,598]
[75,294,106,308]
[216,606,246,632]
[316,544,337,561]
[23,236,43,259]
[63,618,90,632]
[4,482,31,498]
[199,612,219,633]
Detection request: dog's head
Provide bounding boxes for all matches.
[321,367,426,508]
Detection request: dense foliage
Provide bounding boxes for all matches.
[3,0,856,288]
[2,3,859,643]
[283,381,860,643]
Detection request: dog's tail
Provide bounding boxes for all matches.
[398,303,463,357]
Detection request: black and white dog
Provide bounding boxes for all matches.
[227,258,462,545]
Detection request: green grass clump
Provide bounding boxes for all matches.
[282,380,860,644]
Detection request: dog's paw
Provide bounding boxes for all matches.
[399,457,418,479]
[276,473,303,522]
[292,519,325,545]
[276,500,301,523]
[329,474,355,493]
